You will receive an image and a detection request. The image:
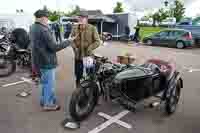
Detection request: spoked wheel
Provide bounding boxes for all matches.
[69,81,99,122]
[165,80,181,114]
[0,55,16,77]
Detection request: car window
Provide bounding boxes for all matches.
[157,31,169,37]
[169,31,184,37]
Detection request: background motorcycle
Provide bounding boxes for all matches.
[68,55,183,122]
[0,28,31,77]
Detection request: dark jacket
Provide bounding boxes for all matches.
[30,22,71,69]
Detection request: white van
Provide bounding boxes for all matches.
[161,17,176,26]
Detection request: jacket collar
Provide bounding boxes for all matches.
[35,22,49,29]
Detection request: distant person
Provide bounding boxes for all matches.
[133,26,140,43]
[30,9,76,111]
[64,23,72,39]
[54,23,62,43]
[125,25,130,36]
[125,25,130,41]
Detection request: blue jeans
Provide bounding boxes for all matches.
[40,69,57,107]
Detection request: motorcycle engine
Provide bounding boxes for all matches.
[99,63,116,78]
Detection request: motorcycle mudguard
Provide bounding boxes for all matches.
[80,80,100,95]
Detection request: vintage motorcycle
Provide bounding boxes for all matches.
[0,28,31,77]
[69,54,183,122]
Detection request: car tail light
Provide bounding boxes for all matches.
[183,32,192,40]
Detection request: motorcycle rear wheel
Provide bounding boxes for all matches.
[69,81,99,122]
[0,55,16,77]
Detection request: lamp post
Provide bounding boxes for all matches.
[164,0,169,7]
[164,0,175,28]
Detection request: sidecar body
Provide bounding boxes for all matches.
[111,59,183,113]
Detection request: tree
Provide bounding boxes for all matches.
[113,2,124,13]
[171,0,185,22]
[66,5,81,17]
[158,8,169,21]
[48,11,60,22]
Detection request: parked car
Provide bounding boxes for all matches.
[177,18,193,26]
[143,29,194,49]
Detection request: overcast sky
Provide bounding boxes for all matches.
[0,0,199,17]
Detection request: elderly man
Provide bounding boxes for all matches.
[30,9,75,111]
[70,11,101,88]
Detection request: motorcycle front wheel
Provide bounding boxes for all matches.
[0,55,16,77]
[69,81,99,122]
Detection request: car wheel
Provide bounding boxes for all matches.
[176,41,185,49]
[146,39,153,46]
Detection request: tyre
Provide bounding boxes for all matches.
[176,41,185,49]
[0,55,16,77]
[145,39,153,46]
[11,28,30,49]
[165,79,181,115]
[69,81,99,121]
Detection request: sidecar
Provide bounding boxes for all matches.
[111,59,183,114]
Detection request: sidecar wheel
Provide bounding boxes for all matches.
[69,81,99,122]
[165,80,181,115]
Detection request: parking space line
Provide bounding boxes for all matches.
[1,77,33,87]
[98,112,132,129]
[182,66,200,73]
[1,80,26,87]
[88,110,131,133]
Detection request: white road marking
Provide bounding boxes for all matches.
[88,110,131,133]
[20,77,34,84]
[1,77,33,87]
[1,80,26,87]
[188,69,200,72]
[98,112,132,129]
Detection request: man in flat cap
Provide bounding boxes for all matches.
[70,11,101,88]
[30,9,76,111]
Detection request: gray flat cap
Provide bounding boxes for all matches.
[34,9,49,18]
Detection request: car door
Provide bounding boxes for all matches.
[152,31,170,45]
[166,31,177,47]
[167,31,184,47]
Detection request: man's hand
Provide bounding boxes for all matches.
[68,34,79,42]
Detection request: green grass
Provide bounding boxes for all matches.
[139,27,166,40]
